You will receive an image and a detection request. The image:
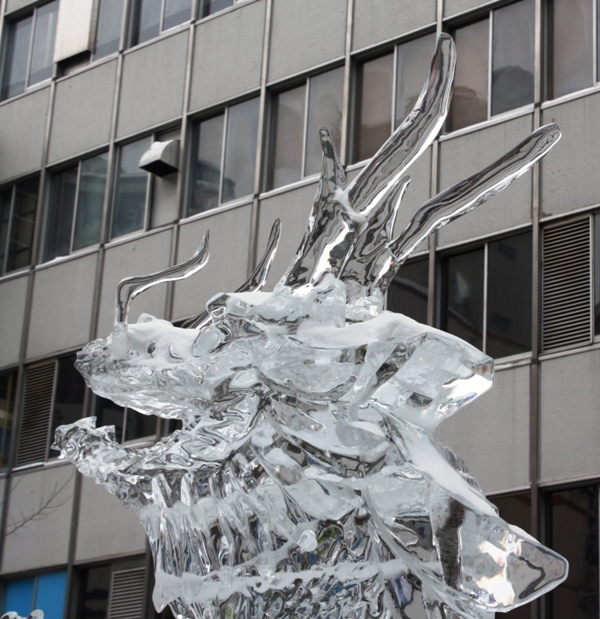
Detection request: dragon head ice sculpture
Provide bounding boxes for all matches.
[55,35,567,619]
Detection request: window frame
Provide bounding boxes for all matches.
[128,0,193,49]
[0,0,59,102]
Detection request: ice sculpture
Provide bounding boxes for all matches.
[1,612,43,619]
[54,35,567,619]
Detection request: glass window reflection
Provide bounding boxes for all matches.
[387,258,429,325]
[28,0,59,87]
[190,114,224,215]
[8,178,38,272]
[1,16,33,101]
[44,166,78,262]
[94,0,124,60]
[0,370,17,468]
[201,0,234,18]
[131,0,162,46]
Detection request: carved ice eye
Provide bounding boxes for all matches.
[147,341,157,357]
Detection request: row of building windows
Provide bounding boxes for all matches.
[0,487,596,618]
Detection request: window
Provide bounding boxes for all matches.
[129,0,193,47]
[189,97,259,215]
[448,0,535,132]
[547,0,595,99]
[95,397,158,443]
[353,34,436,162]
[439,231,532,359]
[93,0,125,61]
[201,0,239,18]
[0,177,39,276]
[15,355,86,467]
[0,370,17,468]
[1,0,59,101]
[77,558,146,619]
[545,486,599,618]
[387,257,429,325]
[2,571,67,619]
[43,153,108,262]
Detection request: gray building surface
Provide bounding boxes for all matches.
[0,0,597,617]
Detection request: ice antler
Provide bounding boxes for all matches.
[115,232,209,326]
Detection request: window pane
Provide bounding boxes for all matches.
[163,0,192,30]
[449,19,489,132]
[354,53,393,162]
[94,0,124,60]
[395,34,436,127]
[3,577,34,616]
[549,486,599,619]
[595,214,600,334]
[269,84,306,189]
[0,371,17,468]
[79,566,111,619]
[49,356,86,456]
[112,137,151,238]
[222,98,259,202]
[442,248,485,350]
[549,0,594,99]
[2,16,33,100]
[0,190,12,271]
[44,166,78,262]
[7,178,38,272]
[202,0,234,18]
[305,67,344,176]
[125,409,156,442]
[189,114,224,216]
[131,0,161,46]
[486,232,532,358]
[95,397,125,443]
[28,0,59,86]
[36,571,67,619]
[387,258,429,324]
[73,154,108,251]
[491,0,534,116]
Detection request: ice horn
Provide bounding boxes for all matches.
[182,218,282,329]
[115,231,210,326]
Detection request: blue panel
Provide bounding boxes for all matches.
[35,571,67,619]
[3,577,34,616]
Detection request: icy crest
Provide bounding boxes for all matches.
[54,35,567,619]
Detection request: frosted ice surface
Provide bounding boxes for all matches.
[54,35,567,619]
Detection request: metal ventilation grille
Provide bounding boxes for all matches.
[15,362,57,467]
[108,568,146,619]
[542,218,592,352]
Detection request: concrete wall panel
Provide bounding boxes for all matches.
[444,0,491,17]
[437,365,530,495]
[75,476,147,563]
[98,231,172,337]
[2,466,75,573]
[190,1,264,111]
[540,349,600,484]
[0,275,28,368]
[172,205,252,321]
[118,33,188,138]
[541,94,600,218]
[352,0,436,51]
[257,183,316,291]
[438,115,533,247]
[268,0,346,83]
[27,254,98,359]
[0,88,49,184]
[49,61,116,164]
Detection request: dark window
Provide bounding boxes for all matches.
[595,214,600,335]
[0,370,17,468]
[1,1,59,101]
[547,0,594,99]
[189,98,259,215]
[546,486,599,618]
[353,34,436,162]
[387,257,429,325]
[268,67,344,189]
[93,0,125,61]
[95,397,158,444]
[44,153,108,262]
[448,0,534,132]
[130,0,192,47]
[201,0,234,18]
[440,231,532,358]
[0,177,39,276]
[2,571,67,619]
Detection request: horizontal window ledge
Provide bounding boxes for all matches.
[541,84,600,111]
[180,196,253,224]
[259,175,319,200]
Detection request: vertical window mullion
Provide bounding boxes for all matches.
[301,78,310,179]
[219,108,228,205]
[483,242,489,353]
[159,0,167,33]
[487,11,493,121]
[69,163,83,254]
